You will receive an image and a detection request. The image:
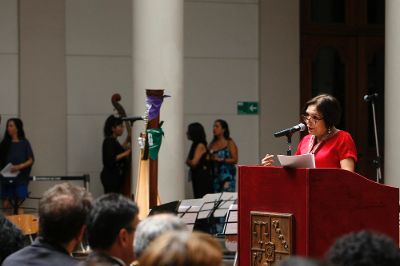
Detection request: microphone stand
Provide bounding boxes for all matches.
[368,97,382,183]
[286,134,292,156]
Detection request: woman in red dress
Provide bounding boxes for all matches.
[262,94,357,171]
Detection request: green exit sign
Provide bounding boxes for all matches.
[237,101,259,115]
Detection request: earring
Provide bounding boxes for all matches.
[328,127,331,135]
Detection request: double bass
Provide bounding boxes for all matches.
[111,93,134,199]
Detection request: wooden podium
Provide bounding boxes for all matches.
[238,166,399,265]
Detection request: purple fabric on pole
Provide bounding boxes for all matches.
[147,95,169,121]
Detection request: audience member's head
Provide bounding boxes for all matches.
[0,214,26,263]
[278,256,324,266]
[86,193,139,265]
[138,231,222,266]
[325,230,400,266]
[134,213,187,259]
[39,182,92,251]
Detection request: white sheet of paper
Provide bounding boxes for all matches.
[201,202,215,211]
[277,153,316,168]
[224,222,238,235]
[220,192,237,201]
[178,199,203,213]
[203,193,222,202]
[227,210,238,222]
[214,208,229,217]
[179,212,198,224]
[1,163,19,177]
[198,210,211,219]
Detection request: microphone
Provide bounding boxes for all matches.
[363,93,378,102]
[274,123,306,138]
[121,116,144,122]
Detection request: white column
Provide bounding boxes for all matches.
[385,0,400,188]
[132,0,184,202]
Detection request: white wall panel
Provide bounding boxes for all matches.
[66,0,132,55]
[0,54,18,114]
[67,56,132,114]
[259,0,300,158]
[186,0,257,3]
[67,115,105,174]
[0,0,18,53]
[185,2,258,58]
[184,58,258,114]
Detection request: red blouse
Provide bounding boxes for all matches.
[295,130,358,169]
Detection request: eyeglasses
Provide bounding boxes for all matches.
[301,114,324,124]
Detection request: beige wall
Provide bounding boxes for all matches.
[18,0,67,207]
[259,0,300,159]
[1,0,262,202]
[0,0,18,137]
[66,0,133,198]
[184,0,259,197]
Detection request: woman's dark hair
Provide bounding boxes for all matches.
[0,118,26,168]
[303,94,341,128]
[212,119,231,143]
[103,115,123,137]
[87,193,139,250]
[187,123,207,145]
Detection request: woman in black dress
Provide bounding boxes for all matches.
[101,115,131,194]
[186,123,213,198]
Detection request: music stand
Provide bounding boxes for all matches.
[220,203,239,266]
[196,192,237,235]
[148,200,180,216]
[177,198,204,231]
[222,203,238,236]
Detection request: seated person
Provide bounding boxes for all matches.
[138,231,223,266]
[3,183,93,266]
[134,213,187,260]
[278,256,324,266]
[325,230,400,266]
[0,213,26,264]
[85,193,139,266]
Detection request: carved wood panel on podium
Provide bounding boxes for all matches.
[238,166,399,265]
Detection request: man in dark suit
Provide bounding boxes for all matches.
[3,182,92,266]
[85,193,139,266]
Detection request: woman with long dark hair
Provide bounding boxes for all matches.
[209,119,238,193]
[100,115,131,194]
[0,118,34,213]
[186,123,213,198]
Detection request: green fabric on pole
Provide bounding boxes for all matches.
[147,122,164,160]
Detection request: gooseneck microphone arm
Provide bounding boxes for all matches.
[273,123,306,155]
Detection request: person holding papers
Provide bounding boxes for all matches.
[261,94,357,171]
[0,118,34,213]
